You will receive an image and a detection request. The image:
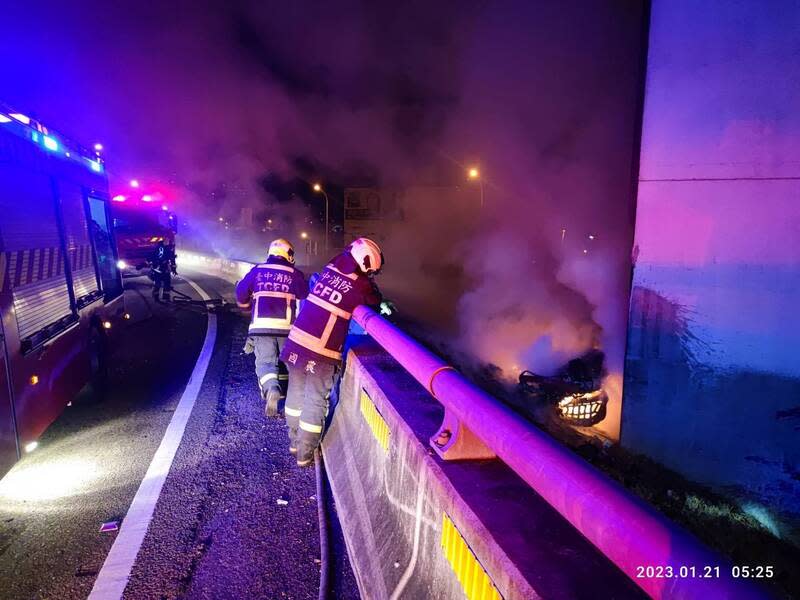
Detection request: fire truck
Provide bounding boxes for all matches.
[110,197,177,276]
[0,105,125,476]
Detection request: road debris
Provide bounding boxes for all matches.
[99,521,119,533]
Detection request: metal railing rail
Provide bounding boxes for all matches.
[177,250,770,600]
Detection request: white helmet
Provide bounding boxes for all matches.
[348,237,383,274]
[268,238,295,264]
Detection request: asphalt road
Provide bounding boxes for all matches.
[0,269,358,599]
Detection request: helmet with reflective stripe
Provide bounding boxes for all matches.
[347,237,383,274]
[268,238,295,264]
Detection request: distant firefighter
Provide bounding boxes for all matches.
[149,240,177,301]
[281,237,385,467]
[236,239,308,417]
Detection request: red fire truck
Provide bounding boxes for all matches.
[0,105,125,476]
[111,197,177,276]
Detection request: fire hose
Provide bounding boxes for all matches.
[314,449,330,600]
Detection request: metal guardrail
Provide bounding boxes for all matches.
[178,250,771,600]
[351,306,771,600]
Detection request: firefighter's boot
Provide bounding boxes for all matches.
[264,385,282,417]
[295,427,321,468]
[296,445,314,467]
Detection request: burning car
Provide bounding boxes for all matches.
[518,349,608,427]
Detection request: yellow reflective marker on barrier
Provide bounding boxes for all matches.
[441,513,501,600]
[360,389,390,452]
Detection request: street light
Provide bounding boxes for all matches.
[312,183,329,253]
[467,167,484,208]
[301,231,308,239]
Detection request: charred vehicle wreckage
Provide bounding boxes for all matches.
[518,350,608,427]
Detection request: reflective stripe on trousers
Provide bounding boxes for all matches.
[253,336,287,391]
[284,361,336,449]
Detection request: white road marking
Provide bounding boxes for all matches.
[88,277,217,600]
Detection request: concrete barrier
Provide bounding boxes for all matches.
[323,337,645,600]
[176,251,252,284]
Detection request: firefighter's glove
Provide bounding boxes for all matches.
[243,337,255,354]
[379,300,397,316]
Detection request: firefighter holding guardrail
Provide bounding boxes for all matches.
[236,239,308,416]
[280,237,386,467]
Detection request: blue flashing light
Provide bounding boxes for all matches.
[90,160,102,173]
[0,114,11,123]
[31,131,40,143]
[43,136,59,152]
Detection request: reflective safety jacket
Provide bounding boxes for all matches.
[235,256,308,336]
[149,243,176,273]
[281,253,382,366]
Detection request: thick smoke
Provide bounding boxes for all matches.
[1,0,645,438]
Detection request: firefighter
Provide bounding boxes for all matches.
[236,239,308,417]
[281,237,384,467]
[149,240,177,301]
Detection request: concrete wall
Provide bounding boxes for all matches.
[622,0,800,537]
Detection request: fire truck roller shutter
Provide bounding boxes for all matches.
[58,182,100,303]
[0,164,74,343]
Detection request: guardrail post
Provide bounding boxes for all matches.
[430,407,496,460]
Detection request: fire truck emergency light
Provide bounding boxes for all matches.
[24,441,38,453]
[142,195,152,202]
[116,260,127,269]
[0,113,12,123]
[112,195,126,202]
[43,136,59,151]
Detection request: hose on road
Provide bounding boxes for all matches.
[314,448,331,600]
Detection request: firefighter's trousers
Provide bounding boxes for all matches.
[152,270,172,297]
[285,362,336,461]
[252,335,288,399]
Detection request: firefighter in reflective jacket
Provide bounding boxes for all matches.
[149,240,177,301]
[280,237,384,467]
[236,239,308,417]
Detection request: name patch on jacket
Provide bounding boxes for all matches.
[313,271,353,303]
[256,270,294,293]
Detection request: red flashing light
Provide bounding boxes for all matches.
[112,195,126,202]
[142,195,153,202]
